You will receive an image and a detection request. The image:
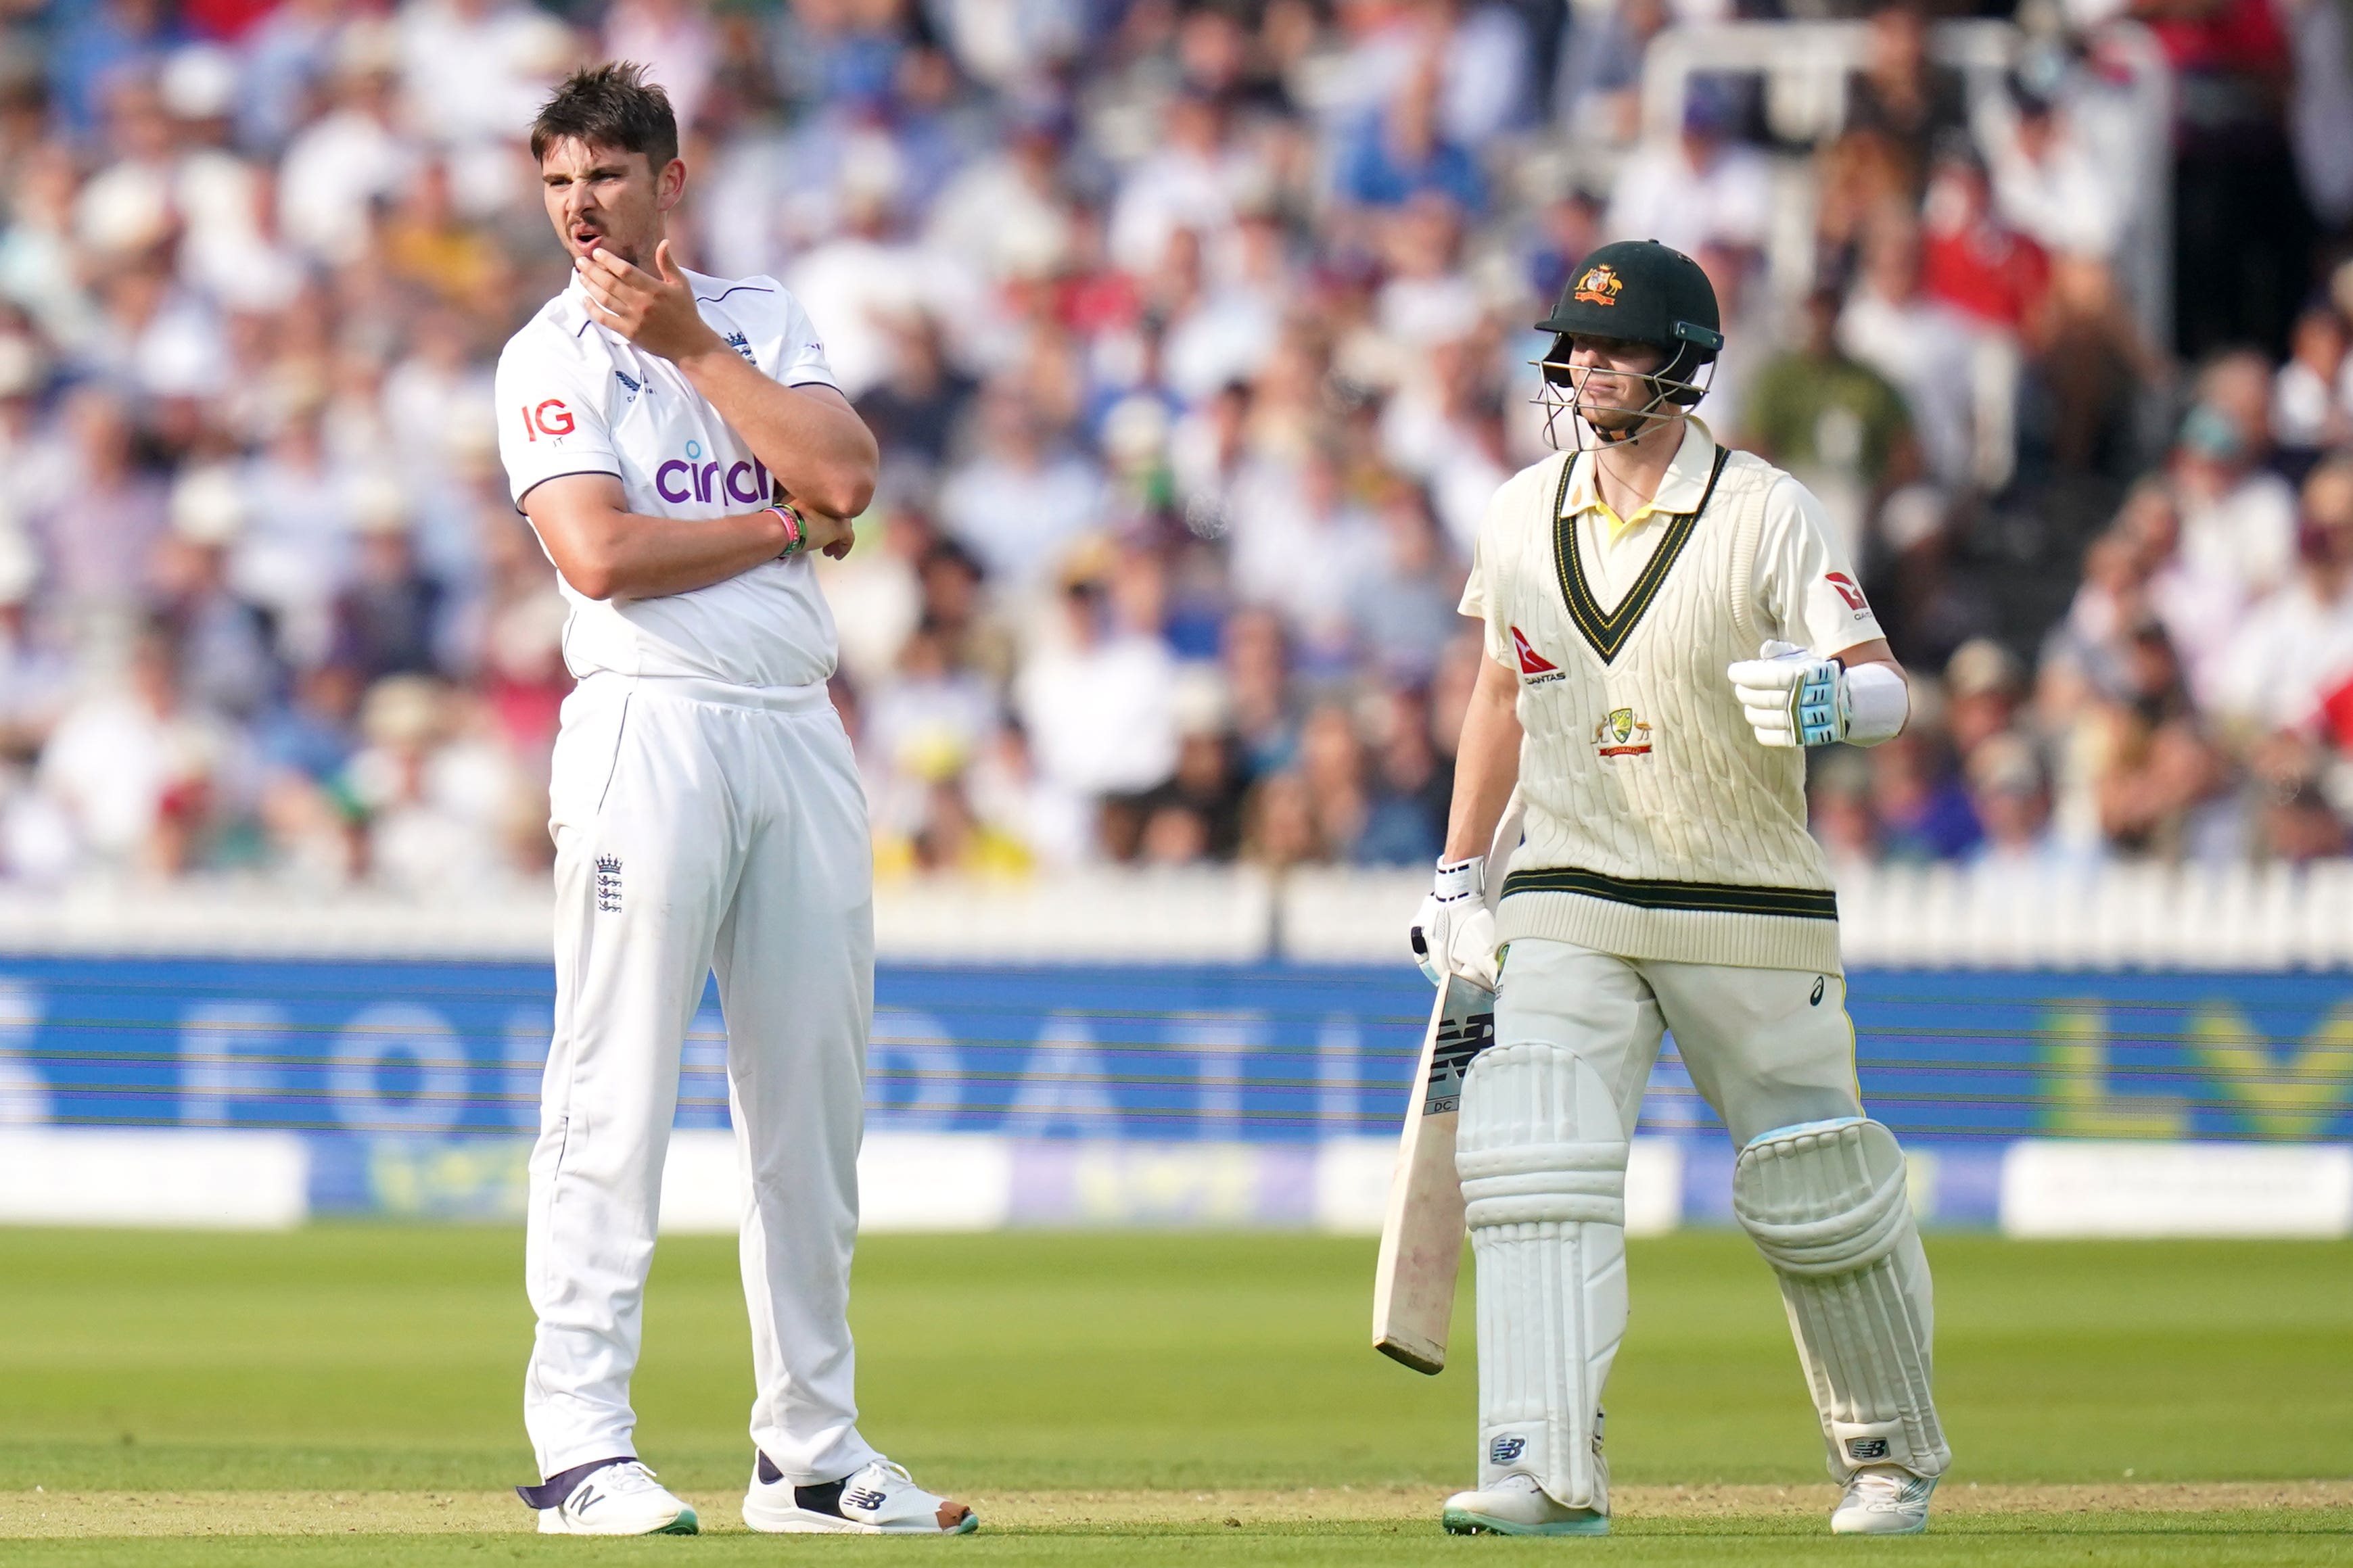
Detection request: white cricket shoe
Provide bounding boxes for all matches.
[1831,1467,1938,1535]
[1441,1473,1608,1536]
[742,1453,978,1535]
[523,1458,699,1536]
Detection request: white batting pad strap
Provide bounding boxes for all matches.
[1457,1042,1630,1513]
[1733,1118,1949,1482]
[1841,662,1908,747]
[1459,1142,1626,1227]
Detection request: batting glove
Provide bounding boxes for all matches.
[1410,855,1500,991]
[1728,640,1908,749]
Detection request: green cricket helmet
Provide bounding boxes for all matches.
[1533,240,1725,443]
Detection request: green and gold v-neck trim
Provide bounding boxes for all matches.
[1551,445,1731,665]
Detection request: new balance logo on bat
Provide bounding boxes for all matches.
[1421,994,1496,1116]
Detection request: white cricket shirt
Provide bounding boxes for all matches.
[496,266,843,688]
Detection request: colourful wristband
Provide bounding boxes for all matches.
[768,503,805,558]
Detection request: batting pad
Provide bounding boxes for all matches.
[1457,1041,1628,1512]
[1732,1118,1950,1481]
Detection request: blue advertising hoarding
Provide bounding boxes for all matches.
[3,959,2346,1151]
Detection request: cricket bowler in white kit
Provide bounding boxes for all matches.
[1409,241,1948,1538]
[496,64,974,1538]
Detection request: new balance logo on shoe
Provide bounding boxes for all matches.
[843,1486,887,1511]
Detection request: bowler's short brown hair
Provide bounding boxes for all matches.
[530,61,678,170]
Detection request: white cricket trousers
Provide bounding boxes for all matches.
[523,672,879,1486]
[1493,938,1861,1147]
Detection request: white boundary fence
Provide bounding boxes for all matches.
[0,861,2346,966]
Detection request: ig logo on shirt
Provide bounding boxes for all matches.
[521,399,574,440]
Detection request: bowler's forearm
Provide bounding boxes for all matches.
[551,505,795,600]
[676,351,878,519]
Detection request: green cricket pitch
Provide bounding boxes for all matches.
[0,1227,2346,1565]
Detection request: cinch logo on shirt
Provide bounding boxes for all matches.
[1512,626,1564,684]
[656,439,774,506]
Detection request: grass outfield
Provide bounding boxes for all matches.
[0,1228,2347,1565]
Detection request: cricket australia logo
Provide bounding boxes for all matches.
[1593,707,1654,758]
[594,855,623,913]
[1572,263,1623,306]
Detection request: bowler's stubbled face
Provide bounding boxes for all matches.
[540,137,659,268]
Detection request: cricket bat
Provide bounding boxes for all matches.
[1370,790,1521,1374]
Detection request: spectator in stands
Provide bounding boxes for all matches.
[1838,204,1982,492]
[1332,59,1485,214]
[1869,724,1982,862]
[937,387,1106,591]
[1744,286,1921,560]
[1980,78,2124,264]
[1223,606,1298,781]
[1842,0,1967,199]
[1357,682,1446,865]
[1919,139,2047,338]
[1346,485,1460,687]
[1944,638,2023,765]
[2273,305,2352,460]
[2212,457,2353,739]
[1962,732,2068,872]
[1808,749,1880,869]
[2166,400,2299,701]
[0,0,2332,893]
[2143,0,2312,358]
[1012,548,1179,849]
[38,625,229,878]
[1554,0,1668,149]
[2092,619,2238,860]
[32,386,168,615]
[1603,82,1770,262]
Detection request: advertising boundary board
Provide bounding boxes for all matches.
[0,958,2344,1235]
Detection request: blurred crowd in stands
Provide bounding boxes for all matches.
[0,0,2346,890]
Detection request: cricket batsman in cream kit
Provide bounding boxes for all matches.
[1407,240,1949,1536]
[495,64,973,1537]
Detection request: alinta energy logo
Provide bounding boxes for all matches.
[657,439,774,506]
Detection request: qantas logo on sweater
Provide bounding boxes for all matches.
[1511,627,1564,684]
[1825,571,1870,616]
